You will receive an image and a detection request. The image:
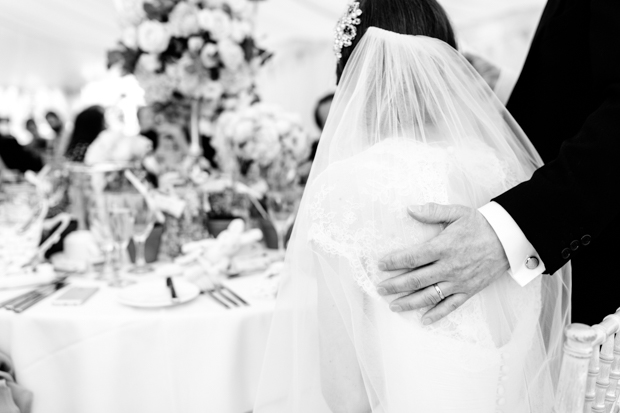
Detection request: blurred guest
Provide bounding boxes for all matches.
[25,118,50,161]
[310,92,334,161]
[0,116,43,174]
[45,111,64,137]
[138,106,159,150]
[64,106,106,163]
[46,110,67,158]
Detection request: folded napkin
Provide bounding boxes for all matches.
[0,351,33,413]
[0,264,56,290]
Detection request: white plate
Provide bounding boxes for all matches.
[117,278,200,308]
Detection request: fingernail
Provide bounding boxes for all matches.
[390,304,402,312]
[422,318,432,325]
[378,262,387,271]
[376,287,388,296]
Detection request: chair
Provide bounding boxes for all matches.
[555,310,620,413]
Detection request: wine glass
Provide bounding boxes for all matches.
[106,196,135,287]
[125,193,157,274]
[88,197,115,280]
[266,189,301,253]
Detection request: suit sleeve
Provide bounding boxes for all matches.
[493,0,620,274]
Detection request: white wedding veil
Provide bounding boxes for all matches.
[254,27,571,413]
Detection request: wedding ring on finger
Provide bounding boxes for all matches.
[433,284,446,301]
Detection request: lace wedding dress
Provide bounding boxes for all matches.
[254,28,570,413]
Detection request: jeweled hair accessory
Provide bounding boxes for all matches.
[334,2,363,61]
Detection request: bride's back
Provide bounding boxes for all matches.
[306,136,543,412]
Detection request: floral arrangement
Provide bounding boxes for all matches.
[108,0,271,125]
[213,103,311,193]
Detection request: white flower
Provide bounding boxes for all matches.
[168,2,200,37]
[188,36,205,53]
[137,20,171,53]
[218,39,245,70]
[233,119,254,142]
[121,26,138,49]
[197,9,215,31]
[200,43,219,68]
[230,20,251,42]
[209,9,232,41]
[137,53,161,72]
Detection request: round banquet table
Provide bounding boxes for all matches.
[0,274,275,413]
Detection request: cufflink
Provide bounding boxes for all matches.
[525,256,540,270]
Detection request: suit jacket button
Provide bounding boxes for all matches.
[561,248,571,260]
[581,235,591,246]
[570,240,580,251]
[525,256,540,270]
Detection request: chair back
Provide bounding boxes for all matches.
[555,310,620,413]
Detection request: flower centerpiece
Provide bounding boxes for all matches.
[212,103,311,249]
[213,103,311,194]
[108,0,271,152]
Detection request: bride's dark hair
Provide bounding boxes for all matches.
[336,0,457,83]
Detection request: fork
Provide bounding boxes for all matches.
[212,280,249,307]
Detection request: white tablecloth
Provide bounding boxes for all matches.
[0,275,275,413]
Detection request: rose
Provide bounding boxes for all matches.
[168,2,200,37]
[208,9,232,41]
[200,43,219,68]
[233,119,254,142]
[197,9,214,31]
[137,20,170,53]
[137,53,161,72]
[188,36,205,53]
[218,39,245,70]
[121,26,138,49]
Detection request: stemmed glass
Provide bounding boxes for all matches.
[266,189,301,253]
[88,198,115,280]
[125,193,157,274]
[106,195,135,287]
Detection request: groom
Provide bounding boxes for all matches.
[376,0,620,326]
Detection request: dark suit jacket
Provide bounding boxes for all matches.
[495,0,620,325]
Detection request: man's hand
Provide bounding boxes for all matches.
[377,203,509,325]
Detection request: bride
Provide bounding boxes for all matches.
[254,0,570,412]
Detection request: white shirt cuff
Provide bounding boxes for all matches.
[494,68,519,105]
[479,202,545,286]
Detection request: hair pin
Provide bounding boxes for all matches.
[334,2,363,61]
